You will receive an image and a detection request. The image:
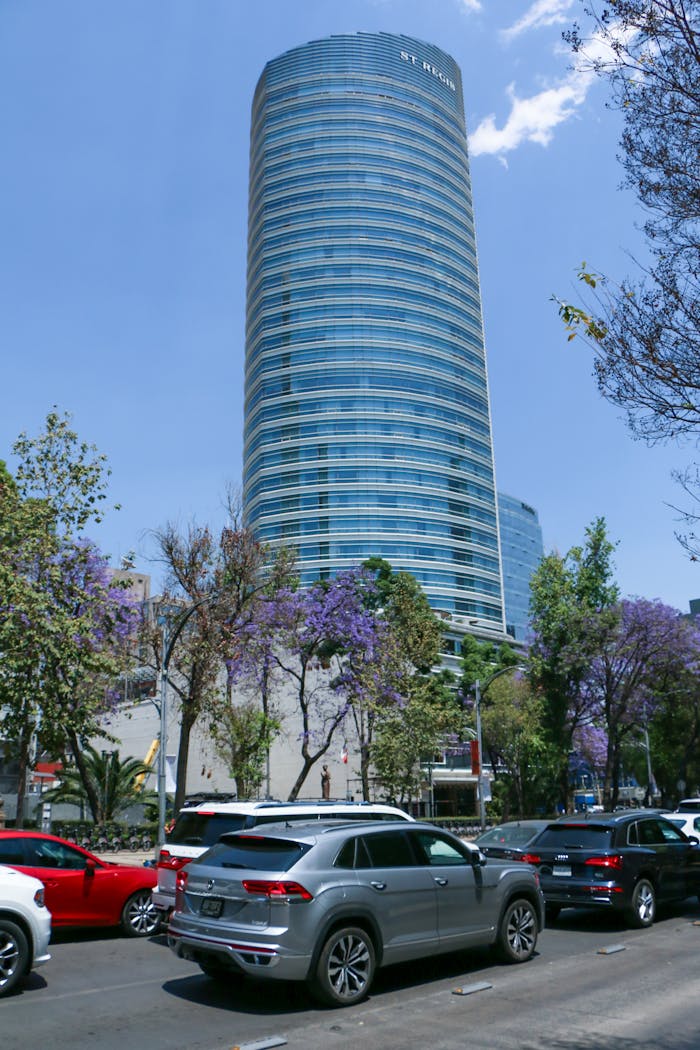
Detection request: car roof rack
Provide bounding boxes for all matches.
[182,793,239,807]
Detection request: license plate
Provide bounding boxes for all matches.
[201,897,224,918]
[552,865,571,877]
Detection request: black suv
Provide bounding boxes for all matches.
[521,810,700,927]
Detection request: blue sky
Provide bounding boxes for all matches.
[0,0,694,611]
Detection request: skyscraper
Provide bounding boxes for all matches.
[243,32,505,630]
[497,492,544,642]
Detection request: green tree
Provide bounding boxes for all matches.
[528,518,619,811]
[371,673,462,807]
[479,674,552,819]
[208,696,280,799]
[363,558,445,672]
[350,559,448,799]
[0,414,135,826]
[12,408,117,535]
[459,633,519,691]
[645,668,700,803]
[42,746,156,824]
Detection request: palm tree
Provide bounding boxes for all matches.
[42,745,157,824]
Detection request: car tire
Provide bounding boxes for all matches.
[121,889,162,937]
[0,919,29,998]
[311,926,376,1007]
[545,905,561,923]
[496,898,538,963]
[627,878,656,928]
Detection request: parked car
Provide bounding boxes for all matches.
[520,810,700,927]
[154,798,414,920]
[0,863,52,997]
[472,820,550,861]
[0,831,159,937]
[168,819,544,1006]
[678,798,700,812]
[662,813,700,839]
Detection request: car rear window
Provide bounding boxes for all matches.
[198,835,310,872]
[168,812,249,846]
[477,826,539,847]
[535,825,614,849]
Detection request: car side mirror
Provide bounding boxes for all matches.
[470,849,487,868]
[688,835,699,845]
[85,858,97,876]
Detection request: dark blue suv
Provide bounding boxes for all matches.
[521,810,700,927]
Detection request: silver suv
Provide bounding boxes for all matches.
[153,798,413,919]
[168,820,544,1006]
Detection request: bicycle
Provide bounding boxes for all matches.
[126,827,153,851]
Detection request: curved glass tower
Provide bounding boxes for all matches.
[243,32,505,628]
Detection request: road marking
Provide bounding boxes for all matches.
[5,976,167,1004]
[231,1038,287,1050]
[452,980,493,995]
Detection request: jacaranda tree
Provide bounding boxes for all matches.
[228,568,397,801]
[579,597,700,808]
[0,413,138,825]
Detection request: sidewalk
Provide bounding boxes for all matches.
[95,848,157,867]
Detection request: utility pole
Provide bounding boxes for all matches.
[474,679,485,830]
[472,664,526,831]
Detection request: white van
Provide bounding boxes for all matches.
[152,797,413,918]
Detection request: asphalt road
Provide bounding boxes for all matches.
[3,900,700,1050]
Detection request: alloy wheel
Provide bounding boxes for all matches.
[122,890,161,937]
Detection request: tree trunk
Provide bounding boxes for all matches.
[287,756,315,801]
[174,704,197,813]
[14,722,33,830]
[68,729,102,822]
[360,742,371,801]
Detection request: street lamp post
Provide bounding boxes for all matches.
[472,664,526,830]
[156,594,218,849]
[474,678,485,830]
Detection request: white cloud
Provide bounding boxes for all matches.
[469,70,591,156]
[469,24,631,158]
[501,0,574,41]
[456,0,483,12]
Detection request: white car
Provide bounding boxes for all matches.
[0,864,52,997]
[662,812,700,840]
[153,797,413,919]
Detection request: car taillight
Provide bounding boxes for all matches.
[174,868,188,911]
[34,887,45,908]
[158,849,191,871]
[521,853,541,865]
[242,880,313,901]
[584,854,623,871]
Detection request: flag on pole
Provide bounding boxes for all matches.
[341,744,348,764]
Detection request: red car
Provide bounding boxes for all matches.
[0,830,159,937]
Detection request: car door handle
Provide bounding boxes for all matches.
[433,877,448,886]
[370,881,386,891]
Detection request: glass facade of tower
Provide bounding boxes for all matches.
[497,492,544,642]
[243,32,504,627]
